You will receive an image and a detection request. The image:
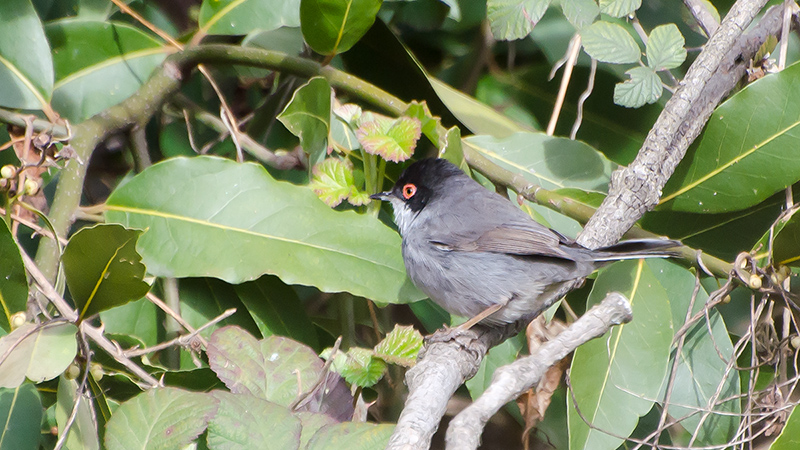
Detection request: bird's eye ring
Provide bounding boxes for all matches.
[402,183,417,200]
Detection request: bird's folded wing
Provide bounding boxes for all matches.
[436,225,574,259]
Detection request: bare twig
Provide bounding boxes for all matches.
[82,322,160,388]
[546,34,581,136]
[122,308,235,357]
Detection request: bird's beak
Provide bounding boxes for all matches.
[370,191,391,200]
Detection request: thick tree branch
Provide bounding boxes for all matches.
[445,293,633,450]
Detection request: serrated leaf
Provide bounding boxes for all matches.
[305,423,394,450]
[0,0,53,109]
[646,24,686,71]
[403,101,443,146]
[335,347,387,387]
[486,0,551,40]
[62,224,150,320]
[348,188,371,206]
[309,158,356,207]
[356,115,422,163]
[298,412,337,449]
[598,0,641,18]
[373,325,423,367]
[56,376,100,450]
[581,21,640,64]
[561,0,599,29]
[0,322,78,388]
[198,0,300,36]
[278,77,332,166]
[104,387,218,450]
[0,384,42,450]
[614,66,662,108]
[0,220,27,332]
[333,103,363,125]
[207,391,301,450]
[207,326,323,405]
[659,61,800,213]
[568,260,672,450]
[300,0,382,55]
[105,156,423,304]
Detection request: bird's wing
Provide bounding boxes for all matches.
[432,221,575,259]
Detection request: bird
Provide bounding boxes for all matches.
[371,158,679,329]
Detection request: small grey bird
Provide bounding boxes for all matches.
[371,158,679,328]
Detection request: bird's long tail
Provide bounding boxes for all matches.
[591,238,682,261]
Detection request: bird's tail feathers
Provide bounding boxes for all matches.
[592,238,681,262]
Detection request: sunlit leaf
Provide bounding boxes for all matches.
[0,0,53,109]
[309,158,357,207]
[0,322,78,388]
[646,24,686,71]
[300,0,381,55]
[278,77,332,167]
[613,66,662,108]
[207,390,301,450]
[581,21,640,64]
[373,325,423,367]
[598,0,642,18]
[198,0,301,36]
[356,114,422,163]
[486,0,551,40]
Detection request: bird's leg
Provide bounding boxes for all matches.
[426,303,504,345]
[456,303,504,331]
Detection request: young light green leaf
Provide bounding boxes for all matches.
[207,391,301,450]
[356,114,422,163]
[0,322,78,388]
[207,326,323,405]
[581,21,640,64]
[105,156,424,304]
[646,24,686,71]
[373,325,423,367]
[486,0,551,40]
[333,103,363,125]
[278,77,332,166]
[0,220,27,332]
[104,387,218,450]
[300,0,382,55]
[403,101,443,146]
[335,347,387,387]
[56,376,100,450]
[568,260,672,450]
[0,384,42,450]
[613,66,662,108]
[0,0,53,110]
[62,224,150,320]
[198,0,301,36]
[598,0,642,18]
[560,0,599,30]
[309,158,357,207]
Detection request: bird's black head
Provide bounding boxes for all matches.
[371,158,464,213]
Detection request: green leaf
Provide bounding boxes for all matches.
[486,0,551,40]
[207,326,322,406]
[373,325,423,367]
[298,412,337,449]
[104,387,218,450]
[356,114,422,163]
[198,0,301,36]
[771,405,800,450]
[333,347,387,388]
[465,334,524,401]
[234,275,320,349]
[598,0,642,18]
[62,224,150,320]
[99,298,158,347]
[770,211,800,267]
[464,132,617,192]
[56,376,100,450]
[278,77,332,167]
[105,156,423,304]
[305,422,394,450]
[0,322,78,388]
[179,278,262,341]
[613,66,662,108]
[581,21,640,64]
[646,24,686,71]
[0,384,42,450]
[0,220,27,332]
[309,158,357,207]
[300,0,382,56]
[568,260,673,450]
[207,391,301,450]
[0,0,53,109]
[560,0,599,30]
[47,20,168,122]
[660,61,800,213]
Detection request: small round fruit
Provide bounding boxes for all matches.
[0,165,14,179]
[23,179,39,196]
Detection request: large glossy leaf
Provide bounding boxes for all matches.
[207,326,322,406]
[178,277,262,341]
[207,391,301,450]
[198,0,301,36]
[0,0,53,109]
[0,322,78,388]
[305,423,394,450]
[47,19,169,122]
[99,298,158,347]
[300,0,381,56]
[104,387,218,450]
[56,376,100,450]
[105,156,422,304]
[0,384,42,450]
[0,220,27,332]
[568,260,672,450]
[62,224,150,320]
[464,132,616,192]
[660,61,800,213]
[651,259,739,445]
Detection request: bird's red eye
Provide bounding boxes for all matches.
[402,183,417,199]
